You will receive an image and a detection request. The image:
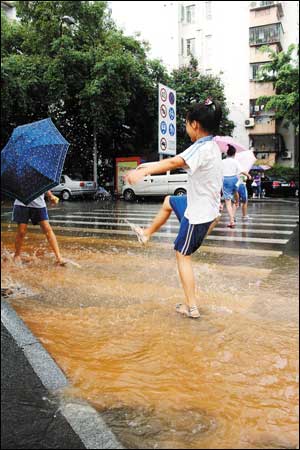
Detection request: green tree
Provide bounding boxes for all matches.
[1,1,169,180]
[170,58,234,151]
[257,44,299,134]
[1,3,233,182]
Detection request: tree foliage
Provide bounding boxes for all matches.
[1,3,234,181]
[257,44,299,134]
[170,57,234,150]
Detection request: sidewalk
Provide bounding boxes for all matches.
[1,299,124,450]
[248,197,299,203]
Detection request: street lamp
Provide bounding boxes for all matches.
[59,15,75,37]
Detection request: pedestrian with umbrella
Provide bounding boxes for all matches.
[1,118,70,265]
[221,145,251,228]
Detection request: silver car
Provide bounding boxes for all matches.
[122,166,188,201]
[52,175,97,200]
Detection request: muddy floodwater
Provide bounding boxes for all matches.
[1,227,299,449]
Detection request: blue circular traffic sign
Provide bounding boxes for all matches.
[169,92,175,105]
[169,123,175,136]
[160,121,167,135]
[169,107,175,121]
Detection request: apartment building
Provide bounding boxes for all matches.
[248,1,299,166]
[178,1,299,167]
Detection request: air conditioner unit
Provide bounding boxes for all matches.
[281,151,292,160]
[245,118,255,128]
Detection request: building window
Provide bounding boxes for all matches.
[205,1,212,20]
[249,62,268,80]
[186,38,196,56]
[249,23,283,46]
[180,4,185,23]
[260,1,274,6]
[250,99,275,117]
[186,5,195,24]
[181,38,184,56]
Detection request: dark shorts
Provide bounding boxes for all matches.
[238,184,248,203]
[169,196,212,256]
[12,205,49,225]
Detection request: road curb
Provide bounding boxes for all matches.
[1,299,124,449]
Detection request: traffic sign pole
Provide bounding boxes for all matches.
[158,83,176,157]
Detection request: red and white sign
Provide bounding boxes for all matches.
[158,83,176,156]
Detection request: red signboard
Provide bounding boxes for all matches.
[115,157,141,194]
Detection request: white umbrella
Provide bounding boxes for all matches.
[236,150,256,173]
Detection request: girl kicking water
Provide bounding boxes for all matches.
[124,99,223,319]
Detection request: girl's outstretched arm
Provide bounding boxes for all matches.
[124,156,186,185]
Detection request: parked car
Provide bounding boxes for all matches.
[250,174,299,197]
[51,175,97,200]
[122,165,188,201]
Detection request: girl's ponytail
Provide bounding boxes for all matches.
[186,98,223,134]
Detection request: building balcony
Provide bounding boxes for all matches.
[249,133,285,154]
[250,80,275,98]
[250,99,275,117]
[250,3,283,28]
[250,117,276,135]
[249,23,283,50]
[250,44,280,63]
[250,2,283,14]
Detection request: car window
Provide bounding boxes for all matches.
[60,176,65,183]
[151,173,167,177]
[170,168,187,175]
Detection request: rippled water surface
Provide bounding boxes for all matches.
[1,229,299,449]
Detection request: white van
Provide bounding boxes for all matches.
[122,165,188,201]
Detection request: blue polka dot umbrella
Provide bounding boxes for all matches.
[1,118,70,205]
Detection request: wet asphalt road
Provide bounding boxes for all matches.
[2,196,299,259]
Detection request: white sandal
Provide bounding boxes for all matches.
[125,220,149,245]
[176,304,201,319]
[188,305,201,319]
[176,303,190,316]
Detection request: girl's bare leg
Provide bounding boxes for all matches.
[176,251,200,318]
[143,195,173,239]
[225,199,235,225]
[14,224,28,262]
[39,220,65,264]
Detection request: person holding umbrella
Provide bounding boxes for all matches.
[222,145,251,228]
[1,118,70,265]
[233,173,251,221]
[12,191,66,266]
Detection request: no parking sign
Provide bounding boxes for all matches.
[158,83,176,156]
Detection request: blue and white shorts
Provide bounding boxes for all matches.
[223,175,239,200]
[169,196,212,256]
[12,205,49,225]
[238,184,248,203]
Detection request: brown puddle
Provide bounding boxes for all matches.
[1,230,299,449]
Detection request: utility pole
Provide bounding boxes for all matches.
[93,122,98,187]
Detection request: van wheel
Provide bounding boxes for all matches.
[62,190,71,201]
[124,189,135,201]
[174,188,186,196]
